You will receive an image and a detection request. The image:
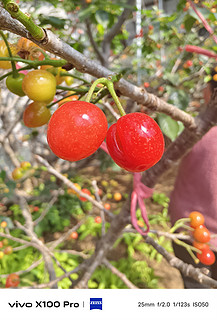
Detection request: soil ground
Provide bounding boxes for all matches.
[78,163,184,289]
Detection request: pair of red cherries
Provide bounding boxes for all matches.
[47,101,164,172]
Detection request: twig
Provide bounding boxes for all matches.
[92,180,106,236]
[33,190,60,225]
[103,258,138,289]
[55,250,90,260]
[0,259,43,278]
[34,155,114,219]
[102,101,120,120]
[144,234,217,288]
[85,20,106,66]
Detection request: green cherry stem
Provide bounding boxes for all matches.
[85,77,126,117]
[0,56,67,69]
[174,239,200,264]
[2,0,45,41]
[0,31,18,78]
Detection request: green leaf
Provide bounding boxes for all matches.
[168,90,189,110]
[95,10,110,29]
[158,114,180,141]
[0,170,6,181]
[184,15,196,32]
[38,15,67,29]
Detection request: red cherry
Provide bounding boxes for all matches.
[106,113,164,172]
[95,216,102,224]
[197,248,216,266]
[79,188,91,202]
[47,101,108,161]
[5,274,20,288]
[186,60,193,67]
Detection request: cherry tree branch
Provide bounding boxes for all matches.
[142,89,217,187]
[0,6,195,128]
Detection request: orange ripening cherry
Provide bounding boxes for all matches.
[104,203,111,210]
[70,231,78,240]
[0,221,7,228]
[12,167,23,180]
[193,225,211,243]
[5,274,20,288]
[23,102,51,128]
[47,101,108,161]
[4,246,13,255]
[22,69,56,102]
[58,94,79,108]
[0,40,17,69]
[114,192,122,201]
[189,211,205,228]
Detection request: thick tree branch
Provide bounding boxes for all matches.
[142,89,217,187]
[0,6,195,128]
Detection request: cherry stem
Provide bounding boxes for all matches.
[2,0,45,41]
[174,238,200,264]
[0,31,18,78]
[170,218,192,233]
[0,56,67,69]
[130,173,154,235]
[85,77,126,117]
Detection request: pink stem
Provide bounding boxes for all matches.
[185,45,217,58]
[100,141,109,154]
[131,173,154,235]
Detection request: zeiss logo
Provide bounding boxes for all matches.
[90,298,102,310]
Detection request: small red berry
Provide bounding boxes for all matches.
[197,248,216,266]
[70,231,78,240]
[5,274,20,288]
[95,216,102,224]
[79,188,91,202]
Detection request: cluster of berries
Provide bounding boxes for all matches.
[189,211,216,266]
